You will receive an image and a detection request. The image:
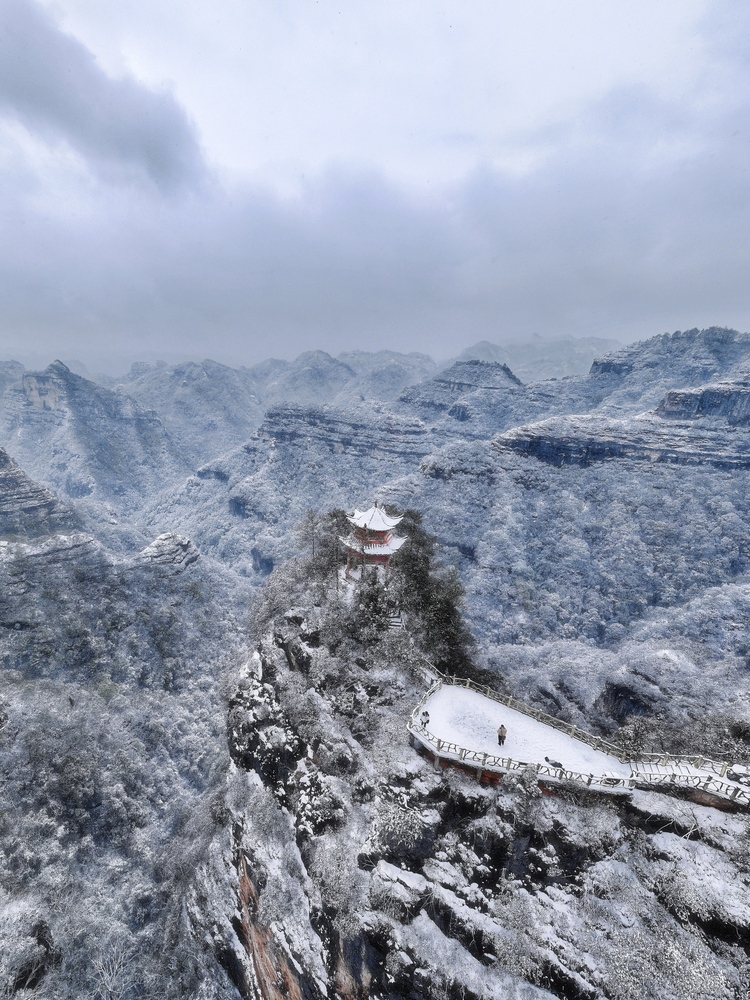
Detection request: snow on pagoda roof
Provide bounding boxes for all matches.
[340,533,407,556]
[363,536,407,555]
[347,505,403,532]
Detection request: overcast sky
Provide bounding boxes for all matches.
[1,0,749,370]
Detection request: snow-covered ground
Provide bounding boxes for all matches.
[413,684,750,804]
[419,684,631,777]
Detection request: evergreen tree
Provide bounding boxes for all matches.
[390,509,475,673]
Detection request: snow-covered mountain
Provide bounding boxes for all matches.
[2,328,750,998]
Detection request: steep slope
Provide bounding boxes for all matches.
[0,447,76,538]
[397,328,750,442]
[133,330,750,646]
[117,359,265,466]
[492,412,750,468]
[0,463,253,999]
[586,326,750,412]
[382,439,750,650]
[657,377,750,424]
[336,349,437,400]
[4,328,750,998]
[398,359,526,429]
[193,565,750,1000]
[0,361,188,514]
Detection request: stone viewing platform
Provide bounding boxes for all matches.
[409,677,750,808]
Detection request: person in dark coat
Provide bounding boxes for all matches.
[497,724,507,746]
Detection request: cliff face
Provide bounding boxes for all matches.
[258,404,431,460]
[657,379,750,424]
[142,403,436,577]
[492,414,750,469]
[181,590,750,1000]
[0,447,75,537]
[0,458,254,999]
[588,326,750,384]
[110,351,436,471]
[398,359,526,425]
[1,361,187,512]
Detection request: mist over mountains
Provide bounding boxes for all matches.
[2,327,750,998]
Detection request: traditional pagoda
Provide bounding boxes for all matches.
[341,504,406,571]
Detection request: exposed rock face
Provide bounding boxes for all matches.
[205,602,750,1000]
[436,360,524,390]
[493,413,750,468]
[0,504,255,998]
[113,351,436,470]
[657,379,750,424]
[0,448,73,537]
[258,404,431,460]
[588,326,750,384]
[137,532,200,570]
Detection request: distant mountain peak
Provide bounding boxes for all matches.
[453,335,623,382]
[437,359,523,388]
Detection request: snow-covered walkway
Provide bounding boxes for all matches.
[408,682,750,806]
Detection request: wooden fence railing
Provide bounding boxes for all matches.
[407,673,750,807]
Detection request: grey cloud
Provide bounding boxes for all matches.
[0,0,204,188]
[2,4,750,368]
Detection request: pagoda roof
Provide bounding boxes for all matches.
[363,536,407,555]
[347,505,403,532]
[340,534,407,556]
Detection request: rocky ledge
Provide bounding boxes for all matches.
[0,448,73,537]
[493,413,750,468]
[137,532,200,571]
[657,378,750,424]
[258,403,432,460]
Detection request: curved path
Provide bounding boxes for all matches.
[408,680,750,807]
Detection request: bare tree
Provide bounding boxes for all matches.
[92,943,134,1000]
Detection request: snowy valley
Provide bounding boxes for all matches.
[2,328,750,999]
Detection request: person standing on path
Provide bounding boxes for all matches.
[497,724,507,746]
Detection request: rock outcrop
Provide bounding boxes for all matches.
[258,403,432,460]
[657,378,750,424]
[493,413,750,468]
[137,532,200,571]
[399,359,524,417]
[0,448,73,537]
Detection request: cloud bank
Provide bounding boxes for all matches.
[0,1,749,369]
[0,0,203,188]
